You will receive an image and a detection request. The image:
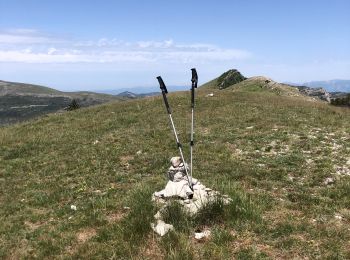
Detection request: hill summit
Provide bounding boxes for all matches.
[202,69,334,102]
[216,69,246,89]
[201,69,246,89]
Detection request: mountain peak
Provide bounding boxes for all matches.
[216,69,246,89]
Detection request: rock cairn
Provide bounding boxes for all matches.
[151,156,232,236]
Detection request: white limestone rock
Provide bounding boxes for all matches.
[191,178,199,185]
[163,180,194,199]
[168,163,190,181]
[173,171,186,182]
[151,155,234,236]
[151,220,174,236]
[170,157,182,167]
[324,177,335,185]
[194,230,211,240]
[154,211,162,220]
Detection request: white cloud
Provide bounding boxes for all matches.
[137,39,174,48]
[0,49,251,64]
[47,48,57,55]
[0,34,51,44]
[0,29,55,44]
[0,50,154,63]
[0,30,252,64]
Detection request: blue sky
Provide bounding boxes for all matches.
[0,0,349,91]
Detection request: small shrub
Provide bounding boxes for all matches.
[66,99,80,110]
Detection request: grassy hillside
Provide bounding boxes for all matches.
[0,80,128,126]
[0,84,349,259]
[0,80,62,96]
[228,76,317,100]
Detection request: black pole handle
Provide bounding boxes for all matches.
[157,76,168,93]
[191,68,198,88]
[157,76,171,114]
[191,68,198,108]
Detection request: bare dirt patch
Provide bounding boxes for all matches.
[106,212,125,223]
[24,221,43,231]
[77,228,97,243]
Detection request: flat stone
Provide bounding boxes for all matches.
[154,211,162,220]
[168,164,189,181]
[163,180,193,199]
[193,183,206,191]
[194,230,211,240]
[191,178,199,185]
[173,172,185,182]
[193,188,209,201]
[170,157,182,167]
[151,220,174,236]
[153,191,165,198]
[324,177,335,185]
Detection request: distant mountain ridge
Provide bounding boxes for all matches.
[286,80,350,93]
[98,85,188,95]
[116,91,159,98]
[303,80,350,92]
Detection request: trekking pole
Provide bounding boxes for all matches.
[157,76,193,190]
[190,68,198,186]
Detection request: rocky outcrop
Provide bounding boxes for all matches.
[151,157,232,236]
[296,86,331,102]
[241,77,333,102]
[216,69,246,89]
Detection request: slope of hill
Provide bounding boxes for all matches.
[0,80,128,126]
[0,78,350,258]
[0,80,62,96]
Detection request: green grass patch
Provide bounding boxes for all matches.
[1,83,349,258]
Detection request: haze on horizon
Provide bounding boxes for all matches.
[0,0,349,92]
